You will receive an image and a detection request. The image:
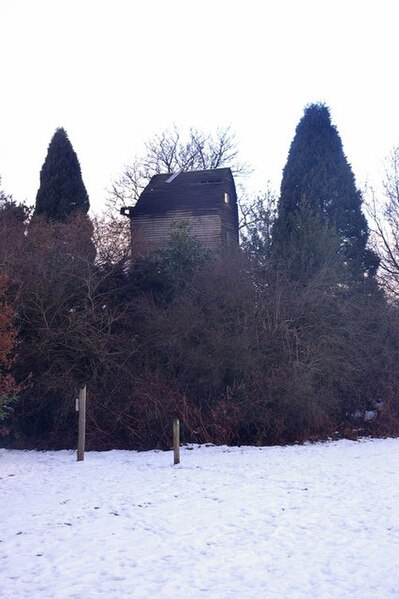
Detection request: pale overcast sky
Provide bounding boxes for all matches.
[1,0,398,213]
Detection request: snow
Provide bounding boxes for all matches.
[1,438,398,599]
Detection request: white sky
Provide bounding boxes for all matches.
[1,0,398,213]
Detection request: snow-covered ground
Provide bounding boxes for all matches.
[1,438,398,599]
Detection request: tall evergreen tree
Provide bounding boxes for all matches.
[273,103,379,280]
[34,128,90,220]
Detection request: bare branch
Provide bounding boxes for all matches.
[365,146,399,300]
[107,126,250,210]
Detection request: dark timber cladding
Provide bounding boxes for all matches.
[128,168,239,254]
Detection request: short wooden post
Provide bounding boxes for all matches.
[77,385,86,462]
[173,418,180,465]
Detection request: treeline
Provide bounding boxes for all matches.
[0,106,398,449]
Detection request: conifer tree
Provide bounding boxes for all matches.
[34,128,90,220]
[273,103,379,280]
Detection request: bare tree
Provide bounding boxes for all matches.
[92,212,132,266]
[0,273,19,421]
[1,212,140,440]
[108,126,249,209]
[239,185,277,261]
[367,146,399,300]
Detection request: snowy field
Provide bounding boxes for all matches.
[1,439,398,599]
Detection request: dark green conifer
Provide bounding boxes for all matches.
[34,128,90,220]
[273,103,379,280]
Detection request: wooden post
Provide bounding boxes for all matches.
[77,385,86,462]
[173,418,180,465]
